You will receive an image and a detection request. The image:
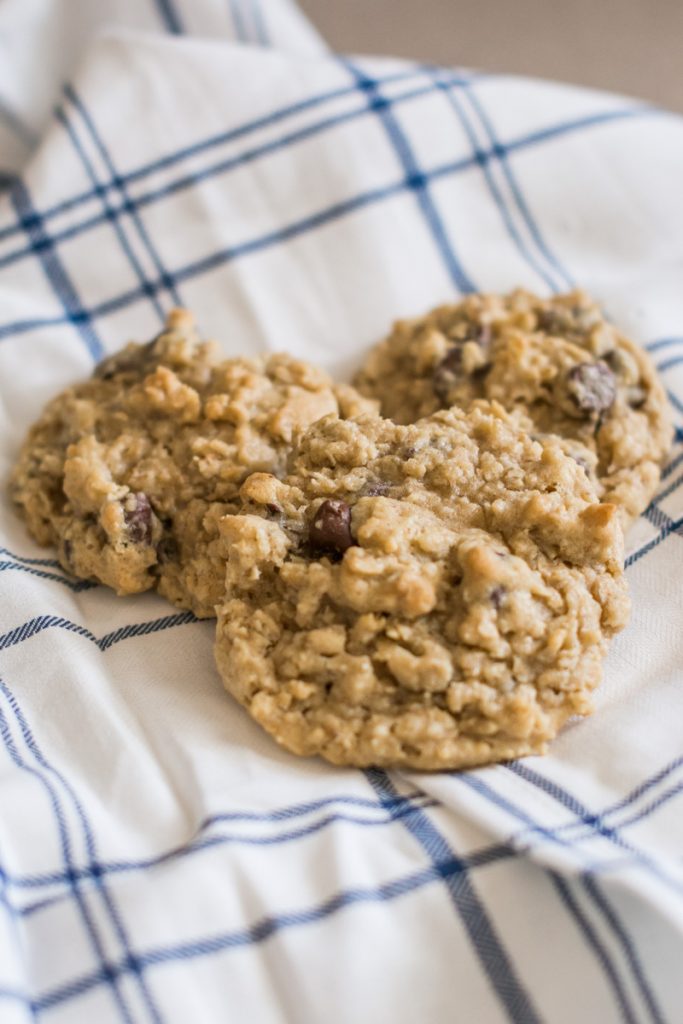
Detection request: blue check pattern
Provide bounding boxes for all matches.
[0,6,682,1022]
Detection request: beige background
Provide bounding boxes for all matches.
[298,0,683,114]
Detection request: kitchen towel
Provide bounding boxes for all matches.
[0,2,682,1021]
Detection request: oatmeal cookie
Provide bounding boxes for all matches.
[354,290,673,524]
[214,404,630,770]
[9,309,376,616]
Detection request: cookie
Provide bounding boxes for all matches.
[354,290,673,524]
[214,404,630,770]
[9,309,376,617]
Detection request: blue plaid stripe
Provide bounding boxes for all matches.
[659,446,683,480]
[4,794,438,896]
[1,747,678,897]
[346,59,476,294]
[27,843,516,1014]
[0,547,75,569]
[581,874,666,1024]
[366,769,541,1023]
[1,45,681,1021]
[0,106,652,346]
[0,88,644,261]
[656,353,683,373]
[380,82,683,1020]
[626,511,683,568]
[499,774,671,1024]
[0,67,425,245]
[228,0,269,44]
[0,875,33,1020]
[0,685,133,1022]
[251,0,269,45]
[457,774,663,1023]
[0,667,523,1016]
[0,672,680,1016]
[0,611,198,653]
[55,106,167,323]
[0,548,99,590]
[461,80,575,291]
[647,337,683,353]
[429,69,560,293]
[6,776,676,1019]
[665,389,683,416]
[505,764,683,893]
[0,681,165,1024]
[65,86,183,309]
[0,544,99,593]
[228,0,249,42]
[0,561,97,592]
[549,872,639,1024]
[0,72,469,275]
[152,0,184,34]
[7,181,104,359]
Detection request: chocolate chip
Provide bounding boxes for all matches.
[564,361,616,417]
[626,386,647,409]
[490,585,506,609]
[432,324,492,404]
[448,317,491,344]
[156,534,178,563]
[432,347,463,403]
[93,338,158,381]
[308,499,355,555]
[123,492,154,545]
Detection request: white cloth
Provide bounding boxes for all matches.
[0,0,325,176]
[0,3,682,1022]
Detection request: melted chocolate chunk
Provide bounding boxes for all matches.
[308,499,354,555]
[123,492,154,545]
[564,361,616,417]
[626,386,647,409]
[432,324,492,404]
[93,338,159,381]
[156,534,178,563]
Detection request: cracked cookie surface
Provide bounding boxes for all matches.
[214,404,630,770]
[9,309,376,616]
[354,290,673,525]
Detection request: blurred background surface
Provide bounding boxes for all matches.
[299,0,682,113]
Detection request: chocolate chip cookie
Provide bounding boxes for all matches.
[214,404,630,770]
[9,309,376,616]
[354,290,673,524]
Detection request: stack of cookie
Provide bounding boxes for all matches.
[10,291,672,770]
